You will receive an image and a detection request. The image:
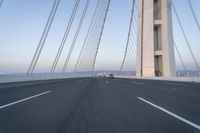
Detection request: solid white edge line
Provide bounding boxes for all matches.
[0,91,51,109]
[137,97,200,130]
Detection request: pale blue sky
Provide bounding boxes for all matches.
[0,0,200,74]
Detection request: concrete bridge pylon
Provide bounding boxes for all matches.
[136,0,176,77]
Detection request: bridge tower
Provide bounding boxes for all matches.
[136,0,176,77]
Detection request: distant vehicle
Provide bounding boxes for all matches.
[108,74,114,79]
[96,73,105,78]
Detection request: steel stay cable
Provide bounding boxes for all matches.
[79,2,105,72]
[172,2,200,71]
[127,47,136,66]
[127,46,136,65]
[187,0,200,33]
[174,41,187,71]
[77,0,105,72]
[27,0,60,75]
[120,0,135,72]
[76,0,103,73]
[129,31,137,54]
[30,0,61,74]
[78,0,107,73]
[62,0,90,73]
[91,0,111,75]
[122,48,136,72]
[74,0,101,73]
[51,0,80,73]
[27,0,58,75]
[130,30,137,47]
[128,41,136,59]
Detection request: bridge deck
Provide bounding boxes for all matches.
[0,78,199,133]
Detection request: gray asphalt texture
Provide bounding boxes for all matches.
[0,77,199,133]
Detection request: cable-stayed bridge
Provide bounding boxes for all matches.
[0,0,200,132]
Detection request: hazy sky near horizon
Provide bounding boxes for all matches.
[0,0,200,74]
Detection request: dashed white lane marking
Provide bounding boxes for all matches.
[105,81,110,84]
[138,97,200,130]
[171,87,177,90]
[0,91,51,109]
[162,82,186,86]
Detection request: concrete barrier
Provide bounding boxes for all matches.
[0,73,86,83]
[1,74,200,84]
[116,76,200,83]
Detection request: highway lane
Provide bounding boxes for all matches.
[110,78,200,125]
[0,78,80,89]
[0,78,87,106]
[0,77,199,133]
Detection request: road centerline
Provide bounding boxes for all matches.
[137,97,200,130]
[0,91,51,110]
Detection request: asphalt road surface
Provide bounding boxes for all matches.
[0,77,199,133]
